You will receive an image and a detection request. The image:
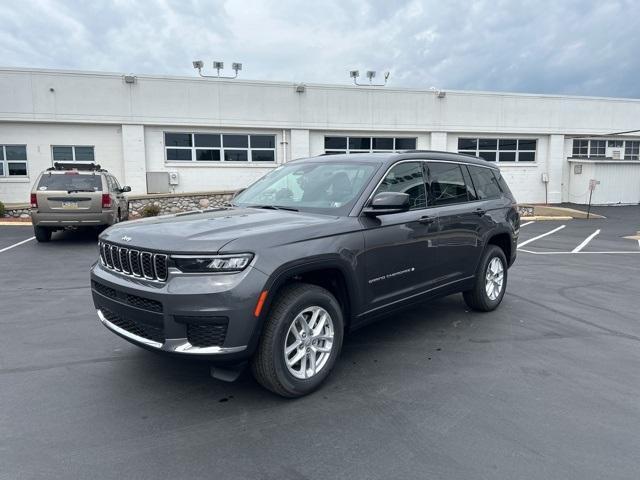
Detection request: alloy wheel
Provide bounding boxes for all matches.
[284,306,335,380]
[485,257,504,301]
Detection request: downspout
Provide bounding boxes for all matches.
[281,129,288,164]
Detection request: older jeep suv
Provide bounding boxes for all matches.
[90,151,519,397]
[30,162,131,242]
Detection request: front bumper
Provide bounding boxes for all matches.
[90,261,269,362]
[32,210,115,227]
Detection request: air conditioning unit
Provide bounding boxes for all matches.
[168,171,180,185]
[606,147,624,159]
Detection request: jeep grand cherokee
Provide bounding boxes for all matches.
[90,151,519,397]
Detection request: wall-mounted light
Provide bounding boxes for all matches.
[350,69,390,86]
[295,83,306,93]
[430,86,446,98]
[192,60,243,79]
[123,75,137,84]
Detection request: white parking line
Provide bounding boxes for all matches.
[520,221,535,227]
[571,229,601,253]
[519,248,640,255]
[0,236,35,253]
[517,225,565,249]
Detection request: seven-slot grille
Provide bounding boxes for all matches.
[99,241,168,281]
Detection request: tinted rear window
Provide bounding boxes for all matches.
[37,174,102,192]
[468,166,502,199]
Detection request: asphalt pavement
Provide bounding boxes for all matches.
[1,207,639,479]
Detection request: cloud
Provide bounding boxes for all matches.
[0,0,639,98]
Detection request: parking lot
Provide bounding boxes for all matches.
[1,206,640,480]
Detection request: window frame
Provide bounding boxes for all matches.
[164,132,277,164]
[51,145,95,162]
[0,144,29,178]
[457,137,537,163]
[324,136,417,155]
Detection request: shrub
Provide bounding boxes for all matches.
[0,200,5,217]
[140,203,161,217]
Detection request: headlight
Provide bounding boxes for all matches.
[172,253,254,273]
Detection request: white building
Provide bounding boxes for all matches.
[1,67,639,206]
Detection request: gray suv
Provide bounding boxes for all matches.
[30,162,131,242]
[90,151,519,397]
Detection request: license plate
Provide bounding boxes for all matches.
[62,201,78,209]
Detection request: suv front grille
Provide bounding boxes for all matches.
[99,242,168,282]
[101,307,164,343]
[92,281,163,313]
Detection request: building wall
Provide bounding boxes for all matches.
[0,122,123,203]
[1,68,639,205]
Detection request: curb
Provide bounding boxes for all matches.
[0,221,32,226]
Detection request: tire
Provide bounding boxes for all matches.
[33,225,52,243]
[251,283,344,398]
[463,245,507,312]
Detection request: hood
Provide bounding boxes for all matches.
[100,207,348,253]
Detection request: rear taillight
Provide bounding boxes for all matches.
[101,194,112,209]
[30,193,38,208]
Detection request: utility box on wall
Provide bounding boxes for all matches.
[146,172,170,194]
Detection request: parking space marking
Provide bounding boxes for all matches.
[519,248,640,255]
[520,221,535,227]
[571,229,601,253]
[517,225,565,248]
[0,236,35,253]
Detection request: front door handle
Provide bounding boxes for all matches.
[419,215,435,224]
[474,208,486,216]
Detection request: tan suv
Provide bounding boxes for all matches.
[30,162,131,242]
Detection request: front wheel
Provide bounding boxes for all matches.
[34,225,52,243]
[463,245,507,312]
[251,283,344,397]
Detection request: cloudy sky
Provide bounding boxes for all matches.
[1,0,638,98]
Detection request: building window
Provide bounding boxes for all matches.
[458,138,536,162]
[324,136,417,155]
[164,133,275,163]
[572,139,639,159]
[625,141,639,160]
[0,145,28,177]
[52,145,95,162]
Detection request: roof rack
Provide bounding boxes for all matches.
[46,161,107,172]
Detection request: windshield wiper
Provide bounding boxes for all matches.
[67,189,95,193]
[251,204,299,212]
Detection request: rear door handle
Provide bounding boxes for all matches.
[474,208,486,216]
[419,215,435,224]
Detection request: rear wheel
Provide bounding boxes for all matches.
[463,245,507,312]
[251,283,344,397]
[33,225,52,243]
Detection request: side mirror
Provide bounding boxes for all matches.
[363,192,410,215]
[120,186,132,193]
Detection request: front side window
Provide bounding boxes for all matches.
[458,138,537,162]
[374,161,426,210]
[324,136,417,155]
[233,161,378,215]
[468,166,502,199]
[164,133,276,163]
[52,145,95,162]
[0,145,28,177]
[427,162,471,206]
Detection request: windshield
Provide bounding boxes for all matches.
[233,161,379,215]
[37,173,103,192]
